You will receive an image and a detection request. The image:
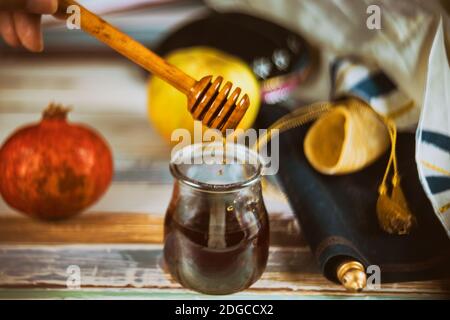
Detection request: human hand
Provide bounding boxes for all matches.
[0,0,58,52]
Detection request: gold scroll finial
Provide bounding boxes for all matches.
[337,260,367,292]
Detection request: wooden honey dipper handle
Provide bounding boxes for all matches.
[56,0,196,94]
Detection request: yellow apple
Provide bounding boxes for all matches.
[147,47,261,143]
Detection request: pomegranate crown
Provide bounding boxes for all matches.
[43,103,72,120]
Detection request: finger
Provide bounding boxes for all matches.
[13,11,43,52]
[0,11,21,47]
[26,0,58,14]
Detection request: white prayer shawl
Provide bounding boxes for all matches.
[416,19,450,238]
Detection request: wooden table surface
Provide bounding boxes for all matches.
[1,56,449,300]
[1,212,450,300]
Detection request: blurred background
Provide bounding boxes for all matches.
[0,0,293,217]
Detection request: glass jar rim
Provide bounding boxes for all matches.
[170,142,263,192]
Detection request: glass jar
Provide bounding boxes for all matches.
[163,143,269,295]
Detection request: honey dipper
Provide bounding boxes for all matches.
[55,0,250,132]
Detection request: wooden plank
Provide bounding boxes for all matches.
[1,288,448,300]
[0,245,449,298]
[0,213,163,244]
[0,184,174,217]
[0,212,303,246]
[0,57,148,114]
[0,288,434,300]
[0,245,318,289]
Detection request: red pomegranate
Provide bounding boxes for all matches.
[0,104,113,220]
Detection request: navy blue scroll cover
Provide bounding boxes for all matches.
[255,104,450,283]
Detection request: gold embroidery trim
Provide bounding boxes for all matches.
[439,202,450,214]
[419,161,450,214]
[421,160,450,177]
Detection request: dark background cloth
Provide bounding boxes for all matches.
[155,11,313,82]
[255,104,450,283]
